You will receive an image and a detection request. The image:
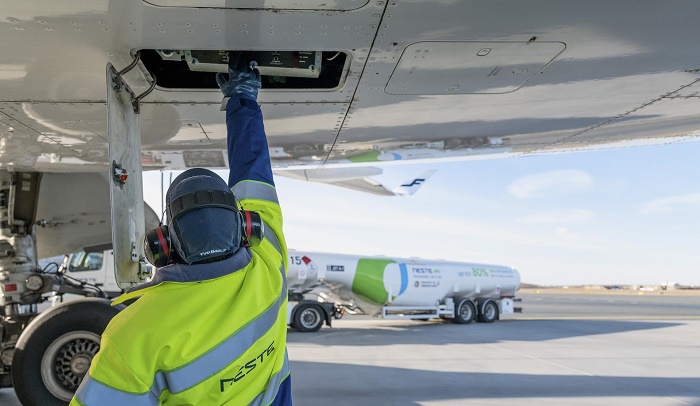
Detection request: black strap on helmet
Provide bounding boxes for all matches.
[167,189,238,221]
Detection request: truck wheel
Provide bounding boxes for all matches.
[293,304,324,332]
[478,300,499,323]
[453,299,475,324]
[12,299,122,406]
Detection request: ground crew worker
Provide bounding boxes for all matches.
[71,52,292,405]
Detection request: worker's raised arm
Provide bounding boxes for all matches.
[224,97,273,187]
[216,52,286,263]
[216,53,272,188]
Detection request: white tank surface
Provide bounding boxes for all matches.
[287,250,520,309]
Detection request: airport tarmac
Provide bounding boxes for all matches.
[2,291,699,405]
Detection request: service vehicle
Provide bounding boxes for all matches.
[286,250,521,332]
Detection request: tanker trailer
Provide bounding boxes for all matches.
[287,250,520,331]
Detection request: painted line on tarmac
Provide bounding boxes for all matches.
[662,395,695,405]
[490,343,595,377]
[507,316,700,320]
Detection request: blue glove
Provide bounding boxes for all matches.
[216,52,261,101]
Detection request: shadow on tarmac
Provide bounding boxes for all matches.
[0,388,20,406]
[288,319,682,346]
[290,361,700,406]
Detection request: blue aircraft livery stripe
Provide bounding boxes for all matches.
[398,263,408,296]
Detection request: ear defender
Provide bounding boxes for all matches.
[144,225,171,267]
[144,190,265,267]
[241,210,264,247]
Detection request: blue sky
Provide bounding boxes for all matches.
[144,140,700,286]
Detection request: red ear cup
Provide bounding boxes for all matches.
[144,225,171,267]
[241,211,264,247]
[155,226,170,257]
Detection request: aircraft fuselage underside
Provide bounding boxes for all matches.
[1,0,699,174]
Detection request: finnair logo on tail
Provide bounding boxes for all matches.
[393,170,436,196]
[401,178,426,187]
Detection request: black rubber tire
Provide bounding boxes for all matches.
[12,299,122,406]
[453,298,475,324]
[293,304,324,332]
[478,300,499,323]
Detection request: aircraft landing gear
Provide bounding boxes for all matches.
[11,299,121,405]
[0,170,121,404]
[0,170,43,389]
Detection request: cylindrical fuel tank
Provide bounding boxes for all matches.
[287,251,520,308]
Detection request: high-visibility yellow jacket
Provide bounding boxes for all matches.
[71,97,291,405]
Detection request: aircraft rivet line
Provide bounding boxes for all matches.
[538,77,700,150]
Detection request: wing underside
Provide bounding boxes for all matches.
[0,1,699,174]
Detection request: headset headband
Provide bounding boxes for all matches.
[167,189,238,221]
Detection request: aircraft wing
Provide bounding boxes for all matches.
[275,168,435,196]
[312,177,395,197]
[2,1,700,175]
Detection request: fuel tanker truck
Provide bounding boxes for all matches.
[286,250,521,332]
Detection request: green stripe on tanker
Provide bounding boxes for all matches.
[351,258,396,305]
[347,151,381,163]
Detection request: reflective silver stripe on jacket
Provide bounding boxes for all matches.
[248,350,291,406]
[74,373,160,406]
[263,225,282,258]
[165,279,287,393]
[75,275,288,404]
[232,180,279,204]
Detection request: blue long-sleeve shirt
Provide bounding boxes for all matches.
[226,97,275,188]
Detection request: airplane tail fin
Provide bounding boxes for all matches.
[392,170,437,196]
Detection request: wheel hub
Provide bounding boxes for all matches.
[458,300,474,320]
[55,337,100,389]
[301,309,319,328]
[70,354,92,375]
[41,331,102,401]
[484,304,496,319]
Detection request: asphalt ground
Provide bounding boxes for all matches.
[2,291,700,405]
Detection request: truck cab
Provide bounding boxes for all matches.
[52,250,122,303]
[68,251,112,288]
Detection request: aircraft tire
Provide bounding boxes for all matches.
[477,299,499,323]
[293,304,324,332]
[453,298,475,324]
[12,298,122,406]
